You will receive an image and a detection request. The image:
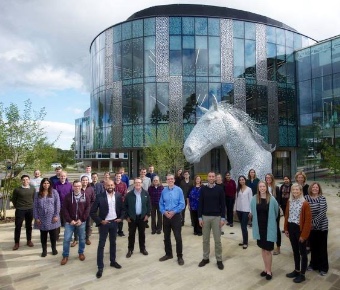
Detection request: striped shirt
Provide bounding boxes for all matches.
[305,195,328,231]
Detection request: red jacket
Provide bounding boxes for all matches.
[62,191,91,223]
[224,179,237,198]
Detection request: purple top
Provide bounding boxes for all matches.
[33,189,61,231]
[148,185,164,206]
[54,181,73,207]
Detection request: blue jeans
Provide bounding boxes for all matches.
[62,222,86,257]
[237,211,249,245]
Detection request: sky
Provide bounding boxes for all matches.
[0,0,339,149]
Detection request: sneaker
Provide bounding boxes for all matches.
[293,274,305,283]
[320,271,327,276]
[198,259,210,267]
[217,261,224,270]
[286,270,299,278]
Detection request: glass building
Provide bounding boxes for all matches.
[75,4,334,178]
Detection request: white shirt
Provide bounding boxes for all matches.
[105,192,117,220]
[30,177,42,193]
[234,186,253,212]
[80,173,92,183]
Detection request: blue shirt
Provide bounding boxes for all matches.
[134,190,142,215]
[159,185,185,214]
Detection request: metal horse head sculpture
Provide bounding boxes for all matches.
[183,96,275,181]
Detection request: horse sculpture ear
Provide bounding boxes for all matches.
[212,94,218,111]
[198,106,208,113]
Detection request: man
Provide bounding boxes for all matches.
[54,171,73,239]
[90,172,105,196]
[124,177,151,258]
[50,166,62,187]
[179,170,192,226]
[80,165,92,183]
[81,176,95,245]
[101,172,111,184]
[119,167,130,189]
[30,169,42,193]
[146,165,156,182]
[12,175,35,250]
[60,180,91,265]
[148,176,164,234]
[224,172,236,227]
[159,174,185,266]
[90,180,125,279]
[198,171,226,270]
[114,172,127,237]
[139,168,151,191]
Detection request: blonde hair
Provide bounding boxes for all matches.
[256,181,271,204]
[294,171,307,183]
[308,182,323,196]
[265,173,277,198]
[289,183,305,202]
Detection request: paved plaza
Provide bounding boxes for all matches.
[1,180,340,290]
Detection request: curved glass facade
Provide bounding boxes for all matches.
[83,5,319,177]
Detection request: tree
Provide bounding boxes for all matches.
[143,126,185,180]
[0,100,55,219]
[322,142,340,179]
[56,148,75,168]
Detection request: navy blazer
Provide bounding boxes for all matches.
[90,191,125,226]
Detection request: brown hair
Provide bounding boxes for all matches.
[256,181,271,204]
[308,181,323,196]
[265,173,277,198]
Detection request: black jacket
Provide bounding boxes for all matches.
[90,191,125,226]
[124,189,151,220]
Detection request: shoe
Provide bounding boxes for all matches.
[156,230,161,234]
[86,239,91,245]
[178,257,184,266]
[217,261,224,270]
[60,257,68,265]
[96,269,103,278]
[110,261,122,269]
[243,245,248,249]
[140,249,148,255]
[320,271,327,276]
[194,232,198,235]
[266,273,272,280]
[238,243,244,246]
[52,249,58,255]
[197,233,202,236]
[41,250,47,257]
[27,241,34,247]
[260,271,267,277]
[126,250,133,258]
[307,265,314,271]
[293,274,305,283]
[198,259,210,267]
[286,270,299,278]
[71,240,78,247]
[273,250,280,255]
[230,224,233,227]
[281,230,285,233]
[118,232,125,237]
[145,223,149,228]
[151,231,156,235]
[79,253,85,261]
[159,255,173,262]
[221,231,224,235]
[227,222,230,226]
[13,243,19,250]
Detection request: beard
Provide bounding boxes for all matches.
[106,187,114,193]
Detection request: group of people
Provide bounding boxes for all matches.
[11,165,329,282]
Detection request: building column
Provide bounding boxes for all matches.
[109,160,113,173]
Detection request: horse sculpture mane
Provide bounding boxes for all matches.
[216,101,275,153]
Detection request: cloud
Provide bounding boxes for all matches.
[41,121,74,150]
[66,107,84,115]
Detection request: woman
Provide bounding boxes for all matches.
[223,172,236,227]
[250,181,278,280]
[234,176,252,249]
[279,176,292,220]
[305,182,329,276]
[33,178,61,257]
[246,169,260,196]
[187,175,203,236]
[265,173,281,255]
[174,168,183,187]
[284,183,312,283]
[295,171,309,196]
[215,173,224,189]
[148,176,164,235]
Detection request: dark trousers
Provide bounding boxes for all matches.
[163,213,182,257]
[181,200,187,225]
[127,216,146,251]
[237,211,249,245]
[14,209,33,243]
[225,197,235,224]
[97,221,118,269]
[276,214,281,247]
[151,204,162,232]
[191,210,202,234]
[40,229,57,251]
[117,221,124,234]
[288,222,308,274]
[309,230,329,272]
